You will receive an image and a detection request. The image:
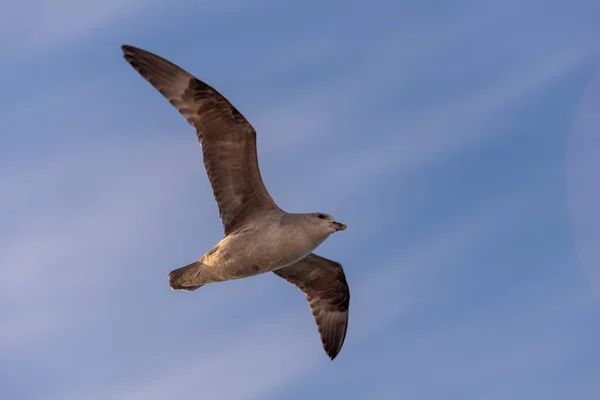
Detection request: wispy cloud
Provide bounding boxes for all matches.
[0,0,163,54]
[350,185,544,338]
[316,44,596,200]
[56,318,318,400]
[2,0,599,399]
[0,138,197,351]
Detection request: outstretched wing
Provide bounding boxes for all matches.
[122,45,280,235]
[274,253,350,360]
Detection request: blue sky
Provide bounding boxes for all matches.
[1,0,600,399]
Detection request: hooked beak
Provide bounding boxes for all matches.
[332,221,347,231]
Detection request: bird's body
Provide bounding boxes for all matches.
[122,45,350,359]
[170,212,339,287]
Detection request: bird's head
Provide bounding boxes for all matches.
[309,212,347,234]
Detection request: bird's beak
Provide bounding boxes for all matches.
[332,221,347,231]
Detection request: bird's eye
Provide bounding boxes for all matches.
[318,214,326,219]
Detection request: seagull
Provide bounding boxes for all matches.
[122,45,350,360]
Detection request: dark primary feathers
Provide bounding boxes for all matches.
[121,45,280,235]
[274,253,350,360]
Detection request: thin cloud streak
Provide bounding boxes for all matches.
[56,319,318,400]
[0,0,163,53]
[2,0,599,399]
[351,185,545,341]
[0,138,199,351]
[326,45,597,197]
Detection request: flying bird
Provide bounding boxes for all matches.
[121,45,350,360]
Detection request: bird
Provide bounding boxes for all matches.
[121,45,350,360]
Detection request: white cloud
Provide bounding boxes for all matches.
[2,1,599,398]
[350,175,552,340]
[56,318,319,400]
[0,138,201,352]
[248,30,596,218]
[324,45,596,201]
[0,0,164,53]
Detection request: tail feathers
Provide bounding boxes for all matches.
[168,261,206,291]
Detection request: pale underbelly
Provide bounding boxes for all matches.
[202,232,318,280]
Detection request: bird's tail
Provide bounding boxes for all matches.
[168,261,206,291]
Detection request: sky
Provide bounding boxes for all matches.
[1,0,600,399]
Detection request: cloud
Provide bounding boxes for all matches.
[2,0,600,399]
[0,0,162,54]
[322,44,596,200]
[0,137,199,352]
[55,318,319,400]
[349,187,539,339]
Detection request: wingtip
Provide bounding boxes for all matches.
[121,45,133,62]
[121,44,140,58]
[326,347,341,360]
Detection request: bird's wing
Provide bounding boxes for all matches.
[273,253,350,360]
[122,45,280,235]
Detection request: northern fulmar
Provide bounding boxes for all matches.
[122,45,350,360]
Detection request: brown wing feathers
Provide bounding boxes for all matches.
[122,45,350,360]
[274,253,350,359]
[121,45,279,235]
